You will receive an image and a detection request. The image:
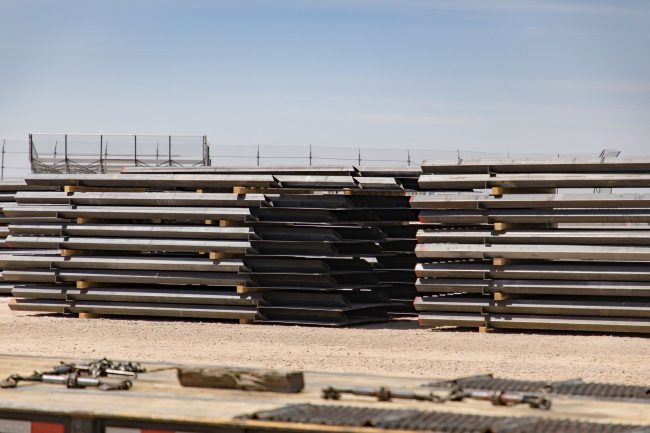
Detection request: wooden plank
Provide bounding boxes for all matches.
[61,249,85,257]
[236,285,261,294]
[209,251,240,260]
[219,220,244,227]
[490,187,556,196]
[75,281,108,289]
[177,367,304,392]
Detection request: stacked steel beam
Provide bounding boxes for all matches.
[0,182,61,295]
[4,167,421,325]
[412,157,650,333]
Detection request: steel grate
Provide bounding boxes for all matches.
[240,403,650,432]
[426,375,650,402]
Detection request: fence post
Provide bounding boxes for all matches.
[134,135,138,166]
[64,134,69,173]
[99,135,104,173]
[28,134,33,172]
[407,149,411,166]
[257,144,260,166]
[1,139,5,181]
[168,135,172,166]
[203,135,212,166]
[357,147,361,166]
[309,144,312,166]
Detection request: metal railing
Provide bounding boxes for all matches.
[29,133,210,174]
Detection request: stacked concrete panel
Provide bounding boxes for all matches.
[412,157,650,333]
[4,167,421,325]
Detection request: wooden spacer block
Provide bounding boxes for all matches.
[239,318,255,324]
[493,222,510,232]
[233,186,252,195]
[490,186,506,197]
[76,217,92,224]
[196,189,204,193]
[76,281,104,289]
[492,257,511,266]
[64,185,146,193]
[478,326,494,333]
[209,251,239,260]
[236,285,261,294]
[61,248,93,257]
[78,312,100,319]
[219,220,242,227]
[493,292,509,301]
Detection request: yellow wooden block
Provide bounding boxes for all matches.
[209,251,240,260]
[236,285,261,294]
[219,220,242,227]
[61,249,81,257]
[492,257,511,266]
[63,185,83,193]
[233,186,250,195]
[76,281,106,289]
[490,186,505,197]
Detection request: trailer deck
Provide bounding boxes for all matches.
[0,355,648,432]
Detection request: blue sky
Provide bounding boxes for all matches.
[1,0,649,161]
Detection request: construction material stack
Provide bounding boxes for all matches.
[0,182,60,295]
[412,157,650,333]
[4,166,421,325]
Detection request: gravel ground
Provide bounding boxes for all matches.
[1,298,648,384]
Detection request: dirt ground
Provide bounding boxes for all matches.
[1,298,648,385]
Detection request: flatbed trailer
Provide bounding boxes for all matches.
[0,355,648,433]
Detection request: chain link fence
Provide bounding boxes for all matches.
[0,136,627,181]
[206,143,598,167]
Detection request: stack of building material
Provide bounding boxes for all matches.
[4,167,421,325]
[0,182,61,295]
[412,157,650,333]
